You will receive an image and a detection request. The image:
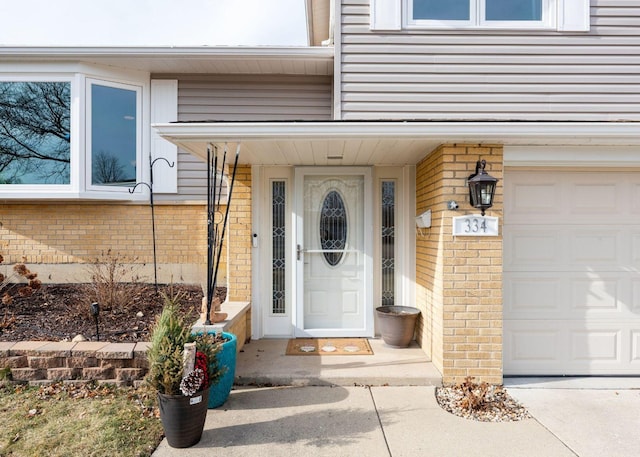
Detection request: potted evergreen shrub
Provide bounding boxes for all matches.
[146,293,224,448]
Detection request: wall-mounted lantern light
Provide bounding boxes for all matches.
[467,159,498,216]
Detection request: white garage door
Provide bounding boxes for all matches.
[504,170,640,375]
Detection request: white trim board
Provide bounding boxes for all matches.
[505,146,640,167]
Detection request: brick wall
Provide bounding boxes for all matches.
[226,165,252,332]
[0,203,221,285]
[415,144,503,384]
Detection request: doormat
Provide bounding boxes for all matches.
[286,338,373,356]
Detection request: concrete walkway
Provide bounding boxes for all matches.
[153,385,575,457]
[506,377,640,457]
[153,339,640,456]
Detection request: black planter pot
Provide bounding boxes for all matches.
[376,305,421,348]
[158,387,210,448]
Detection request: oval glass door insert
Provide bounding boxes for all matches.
[319,190,347,266]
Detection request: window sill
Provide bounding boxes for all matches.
[0,190,150,201]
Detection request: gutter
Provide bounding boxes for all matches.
[0,46,334,60]
[153,120,640,145]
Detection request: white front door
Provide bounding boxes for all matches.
[294,168,373,337]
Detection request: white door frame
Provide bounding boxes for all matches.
[251,165,415,340]
[294,167,373,337]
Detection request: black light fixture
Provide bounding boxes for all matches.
[467,159,498,216]
[90,302,100,341]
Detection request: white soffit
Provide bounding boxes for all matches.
[154,121,640,166]
[0,46,334,75]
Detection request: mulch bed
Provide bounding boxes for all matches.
[436,379,531,422]
[0,283,225,343]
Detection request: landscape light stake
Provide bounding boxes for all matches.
[90,302,100,341]
[129,156,175,293]
[205,143,240,325]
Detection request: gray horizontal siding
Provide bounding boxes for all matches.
[162,74,331,200]
[340,0,640,121]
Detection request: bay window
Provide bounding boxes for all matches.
[0,80,71,185]
[0,68,148,200]
[88,80,141,189]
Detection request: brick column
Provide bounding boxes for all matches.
[227,165,252,302]
[416,144,503,384]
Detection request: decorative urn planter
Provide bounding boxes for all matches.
[146,293,224,449]
[206,331,237,409]
[376,305,421,348]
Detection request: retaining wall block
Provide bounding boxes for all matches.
[66,356,98,368]
[82,366,114,381]
[47,367,82,381]
[11,367,46,382]
[1,355,28,369]
[28,356,64,370]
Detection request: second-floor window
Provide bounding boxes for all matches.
[408,0,552,28]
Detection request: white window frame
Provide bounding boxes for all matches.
[405,0,556,30]
[85,78,144,194]
[370,0,589,32]
[0,64,150,200]
[0,74,80,196]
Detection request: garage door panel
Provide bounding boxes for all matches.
[506,227,632,270]
[632,331,640,362]
[632,183,640,213]
[633,279,640,311]
[506,273,633,319]
[633,233,640,263]
[571,231,620,263]
[505,278,561,313]
[570,330,621,362]
[569,182,621,215]
[504,230,563,267]
[508,328,562,362]
[505,171,640,225]
[509,181,560,216]
[570,277,621,312]
[505,321,638,375]
[505,170,640,375]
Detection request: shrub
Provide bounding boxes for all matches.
[145,292,224,396]
[0,254,41,305]
[85,249,145,312]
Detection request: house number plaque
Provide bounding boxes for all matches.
[452,215,499,237]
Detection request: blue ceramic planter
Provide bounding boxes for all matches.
[207,331,237,408]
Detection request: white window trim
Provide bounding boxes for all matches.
[85,77,144,194]
[371,0,589,32]
[0,64,151,200]
[404,0,556,30]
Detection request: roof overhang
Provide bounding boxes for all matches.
[0,46,334,75]
[154,121,640,166]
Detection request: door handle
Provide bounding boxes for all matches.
[297,244,304,261]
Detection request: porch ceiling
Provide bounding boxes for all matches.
[154,120,640,166]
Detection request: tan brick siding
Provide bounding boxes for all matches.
[415,144,503,384]
[226,165,252,336]
[0,202,219,284]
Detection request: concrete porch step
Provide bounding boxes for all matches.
[234,338,442,387]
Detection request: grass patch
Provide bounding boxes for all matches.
[0,382,164,457]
